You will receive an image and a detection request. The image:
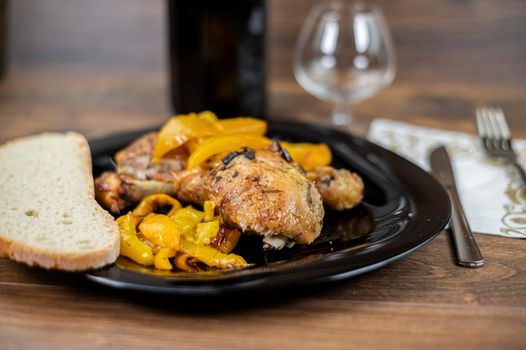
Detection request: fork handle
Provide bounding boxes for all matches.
[511,160,526,191]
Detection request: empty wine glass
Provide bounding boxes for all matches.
[293,1,396,126]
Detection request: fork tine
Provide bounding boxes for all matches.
[487,107,501,139]
[482,107,497,139]
[476,106,513,152]
[488,107,503,139]
[476,107,488,137]
[477,106,526,189]
[493,106,512,151]
[493,107,511,139]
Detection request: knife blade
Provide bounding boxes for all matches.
[429,146,484,267]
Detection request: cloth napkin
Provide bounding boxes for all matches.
[368,118,526,239]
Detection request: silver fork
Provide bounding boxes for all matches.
[476,106,526,189]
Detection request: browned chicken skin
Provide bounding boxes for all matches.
[307,166,364,211]
[209,149,324,245]
[116,132,186,181]
[94,132,364,248]
[95,171,179,213]
[95,171,126,213]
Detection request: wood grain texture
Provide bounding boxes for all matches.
[0,0,525,349]
[1,282,525,350]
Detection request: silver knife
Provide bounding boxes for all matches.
[429,146,484,268]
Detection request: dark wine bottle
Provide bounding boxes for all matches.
[167,0,266,118]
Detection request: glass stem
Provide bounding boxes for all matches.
[332,101,353,125]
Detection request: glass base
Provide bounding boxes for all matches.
[332,111,353,125]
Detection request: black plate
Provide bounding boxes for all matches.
[86,121,451,295]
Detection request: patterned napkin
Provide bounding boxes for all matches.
[368,118,526,238]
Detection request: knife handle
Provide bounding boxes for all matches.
[448,188,485,267]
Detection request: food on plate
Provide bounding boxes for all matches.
[117,194,246,271]
[0,133,120,271]
[307,166,364,211]
[94,111,364,270]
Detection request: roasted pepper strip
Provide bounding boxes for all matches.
[154,248,176,270]
[132,194,182,218]
[195,220,220,245]
[139,214,181,249]
[197,110,219,123]
[170,205,205,239]
[117,213,154,266]
[216,117,267,135]
[173,205,204,223]
[280,142,332,171]
[153,113,219,161]
[179,237,247,268]
[203,200,216,221]
[186,134,272,169]
[173,253,198,272]
[210,225,242,254]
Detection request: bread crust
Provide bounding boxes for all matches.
[0,235,119,271]
[0,132,120,271]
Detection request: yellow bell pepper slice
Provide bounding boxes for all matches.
[281,142,332,171]
[154,248,176,270]
[203,200,216,221]
[185,138,205,154]
[197,110,219,123]
[216,117,267,135]
[117,213,154,266]
[174,205,205,223]
[139,214,181,249]
[186,133,272,169]
[195,220,220,245]
[153,113,219,161]
[170,216,197,238]
[170,205,205,240]
[179,237,247,268]
[173,253,198,271]
[132,193,182,218]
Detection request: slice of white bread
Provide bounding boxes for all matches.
[0,132,120,271]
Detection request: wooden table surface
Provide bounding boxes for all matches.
[1,1,525,349]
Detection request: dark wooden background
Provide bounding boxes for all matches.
[0,1,525,349]
[1,0,525,141]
